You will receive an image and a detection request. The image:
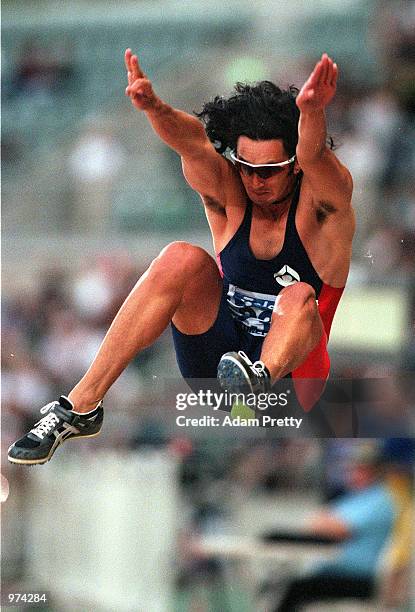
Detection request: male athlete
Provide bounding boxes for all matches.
[8,51,354,465]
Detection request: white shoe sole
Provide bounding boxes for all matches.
[7,431,101,466]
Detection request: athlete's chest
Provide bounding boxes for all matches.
[249,214,287,260]
[249,202,316,260]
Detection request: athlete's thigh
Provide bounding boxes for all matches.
[171,289,240,380]
[172,246,223,335]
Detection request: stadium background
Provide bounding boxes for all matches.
[2,1,414,610]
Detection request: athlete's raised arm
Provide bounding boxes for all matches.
[295,54,354,225]
[124,49,230,207]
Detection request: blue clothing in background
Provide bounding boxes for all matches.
[317,483,396,578]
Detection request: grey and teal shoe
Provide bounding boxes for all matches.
[217,351,271,395]
[8,396,103,465]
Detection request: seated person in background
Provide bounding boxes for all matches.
[274,444,396,612]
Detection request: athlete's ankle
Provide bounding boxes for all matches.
[67,389,103,413]
[260,359,288,383]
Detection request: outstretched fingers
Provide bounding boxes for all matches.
[124,48,132,71]
[322,53,338,87]
[125,49,133,86]
[131,54,145,80]
[307,55,326,90]
[322,54,331,84]
[311,53,337,88]
[330,62,338,88]
[124,49,146,84]
[310,59,323,86]
[297,53,338,110]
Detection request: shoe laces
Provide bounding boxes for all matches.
[238,351,267,378]
[30,401,60,439]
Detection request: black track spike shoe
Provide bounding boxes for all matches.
[8,396,103,465]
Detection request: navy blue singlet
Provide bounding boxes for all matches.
[217,179,323,338]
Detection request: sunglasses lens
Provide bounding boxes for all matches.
[256,167,283,179]
[237,162,252,176]
[256,167,273,179]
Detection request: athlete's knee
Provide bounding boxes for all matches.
[275,282,316,313]
[147,242,214,283]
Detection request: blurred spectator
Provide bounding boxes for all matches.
[71,253,139,326]
[362,224,405,282]
[68,119,126,232]
[273,443,396,611]
[37,308,104,389]
[10,39,75,101]
[322,439,362,501]
[375,1,415,114]
[335,124,382,243]
[226,440,320,494]
[355,368,414,437]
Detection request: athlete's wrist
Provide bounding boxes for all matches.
[144,96,168,117]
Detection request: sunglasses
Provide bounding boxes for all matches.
[230,151,296,179]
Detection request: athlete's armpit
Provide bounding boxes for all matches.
[315,200,336,223]
[318,200,337,214]
[202,195,227,215]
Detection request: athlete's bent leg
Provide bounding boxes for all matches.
[8,242,223,464]
[69,242,222,412]
[217,283,325,405]
[260,282,323,381]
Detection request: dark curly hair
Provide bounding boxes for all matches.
[195,81,300,156]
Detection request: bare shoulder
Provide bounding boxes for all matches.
[195,158,243,215]
[183,150,237,202]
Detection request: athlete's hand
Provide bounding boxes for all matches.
[124,48,157,111]
[296,53,338,113]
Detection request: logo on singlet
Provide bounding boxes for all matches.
[273,265,300,287]
[226,284,276,337]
